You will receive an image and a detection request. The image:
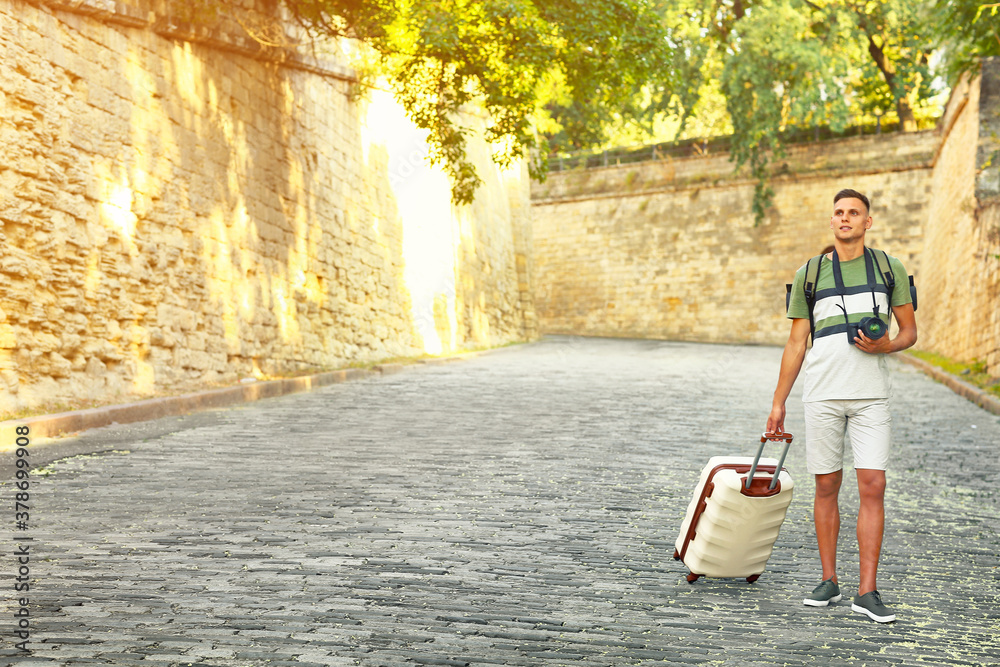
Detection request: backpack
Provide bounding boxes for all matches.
[785,248,917,343]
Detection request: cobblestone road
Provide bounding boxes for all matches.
[2,336,999,666]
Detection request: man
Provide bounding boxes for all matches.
[766,188,917,623]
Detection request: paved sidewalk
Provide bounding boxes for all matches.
[2,336,998,666]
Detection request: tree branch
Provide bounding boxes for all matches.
[866,34,896,89]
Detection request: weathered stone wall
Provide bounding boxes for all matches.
[531,131,937,345]
[920,59,1000,374]
[0,0,535,413]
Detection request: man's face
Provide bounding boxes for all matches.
[830,197,872,241]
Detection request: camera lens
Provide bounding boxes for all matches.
[860,317,887,339]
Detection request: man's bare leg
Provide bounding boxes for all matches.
[814,470,843,583]
[856,468,887,595]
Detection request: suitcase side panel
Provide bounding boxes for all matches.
[682,469,794,578]
[674,458,783,561]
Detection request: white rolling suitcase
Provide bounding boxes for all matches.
[674,432,795,583]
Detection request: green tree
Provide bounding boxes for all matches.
[182,0,948,220]
[284,0,677,205]
[541,0,715,152]
[839,0,936,131]
[718,0,855,221]
[660,0,941,222]
[932,1,1000,77]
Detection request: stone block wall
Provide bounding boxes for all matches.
[920,60,1000,374]
[530,131,937,345]
[0,0,535,413]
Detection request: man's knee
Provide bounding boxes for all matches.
[856,469,887,500]
[815,470,843,498]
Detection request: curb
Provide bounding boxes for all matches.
[0,349,491,453]
[899,353,1000,417]
[0,367,371,451]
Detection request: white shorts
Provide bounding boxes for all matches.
[803,398,892,475]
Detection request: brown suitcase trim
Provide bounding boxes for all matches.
[678,463,782,562]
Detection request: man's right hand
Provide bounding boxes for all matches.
[766,404,786,435]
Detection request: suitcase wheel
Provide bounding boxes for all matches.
[686,572,700,584]
[746,575,760,584]
[673,549,680,561]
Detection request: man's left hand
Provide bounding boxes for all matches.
[854,331,895,354]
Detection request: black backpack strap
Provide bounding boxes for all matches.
[803,254,823,343]
[784,254,825,343]
[785,256,821,312]
[870,248,895,291]
[870,246,918,310]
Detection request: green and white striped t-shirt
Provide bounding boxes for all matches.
[787,249,911,403]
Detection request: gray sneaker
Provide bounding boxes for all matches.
[852,590,896,623]
[803,578,842,607]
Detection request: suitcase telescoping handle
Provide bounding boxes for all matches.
[745,431,793,491]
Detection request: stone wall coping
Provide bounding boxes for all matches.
[532,129,940,205]
[531,160,936,206]
[552,128,941,177]
[24,0,357,82]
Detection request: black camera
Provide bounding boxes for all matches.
[849,316,888,344]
